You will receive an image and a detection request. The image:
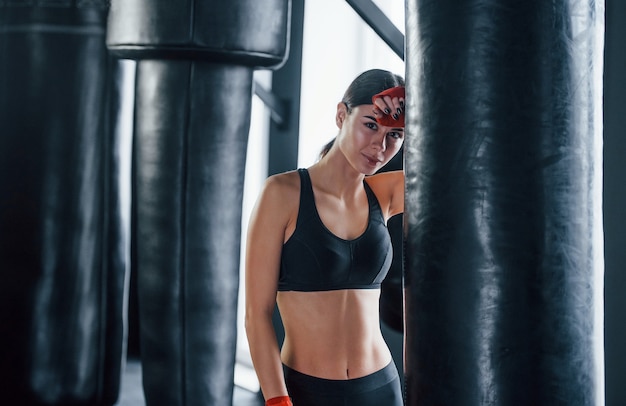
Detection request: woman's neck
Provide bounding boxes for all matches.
[308,151,365,199]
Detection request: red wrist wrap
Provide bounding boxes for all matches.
[372,86,405,127]
[265,395,293,406]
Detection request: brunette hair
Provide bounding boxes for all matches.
[320,69,405,158]
[342,69,405,111]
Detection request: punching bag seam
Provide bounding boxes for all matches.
[188,0,196,49]
[178,61,194,406]
[0,25,105,35]
[0,0,109,9]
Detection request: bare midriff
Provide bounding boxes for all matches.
[277,289,391,380]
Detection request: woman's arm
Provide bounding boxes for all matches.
[366,170,405,220]
[245,174,295,401]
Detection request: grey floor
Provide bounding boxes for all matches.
[116,358,263,406]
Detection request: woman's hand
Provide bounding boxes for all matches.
[372,86,405,127]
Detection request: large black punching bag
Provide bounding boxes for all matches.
[403,1,605,405]
[0,1,129,405]
[106,1,290,405]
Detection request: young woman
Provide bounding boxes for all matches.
[245,69,405,406]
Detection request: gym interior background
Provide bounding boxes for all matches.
[1,0,624,405]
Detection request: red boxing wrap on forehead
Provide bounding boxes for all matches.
[265,395,293,406]
[372,86,405,127]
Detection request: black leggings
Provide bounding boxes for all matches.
[283,361,403,406]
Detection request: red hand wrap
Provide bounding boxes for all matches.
[372,86,405,127]
[265,395,293,406]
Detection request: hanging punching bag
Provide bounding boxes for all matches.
[106,1,290,405]
[0,2,129,405]
[403,1,605,405]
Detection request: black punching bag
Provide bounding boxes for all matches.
[106,1,290,405]
[404,1,605,405]
[0,2,129,405]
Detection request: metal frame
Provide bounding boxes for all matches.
[346,0,405,60]
[266,0,306,176]
[253,81,287,128]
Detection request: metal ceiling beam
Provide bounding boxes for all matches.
[346,0,405,60]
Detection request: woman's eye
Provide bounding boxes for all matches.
[387,131,403,140]
[365,122,377,130]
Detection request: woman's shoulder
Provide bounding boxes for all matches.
[265,169,301,193]
[258,170,302,208]
[252,170,302,231]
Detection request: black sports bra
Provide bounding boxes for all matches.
[278,169,393,292]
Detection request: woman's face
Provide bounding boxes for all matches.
[337,103,404,175]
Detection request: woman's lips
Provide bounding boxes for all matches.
[363,154,382,167]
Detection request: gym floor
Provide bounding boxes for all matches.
[116,358,264,406]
